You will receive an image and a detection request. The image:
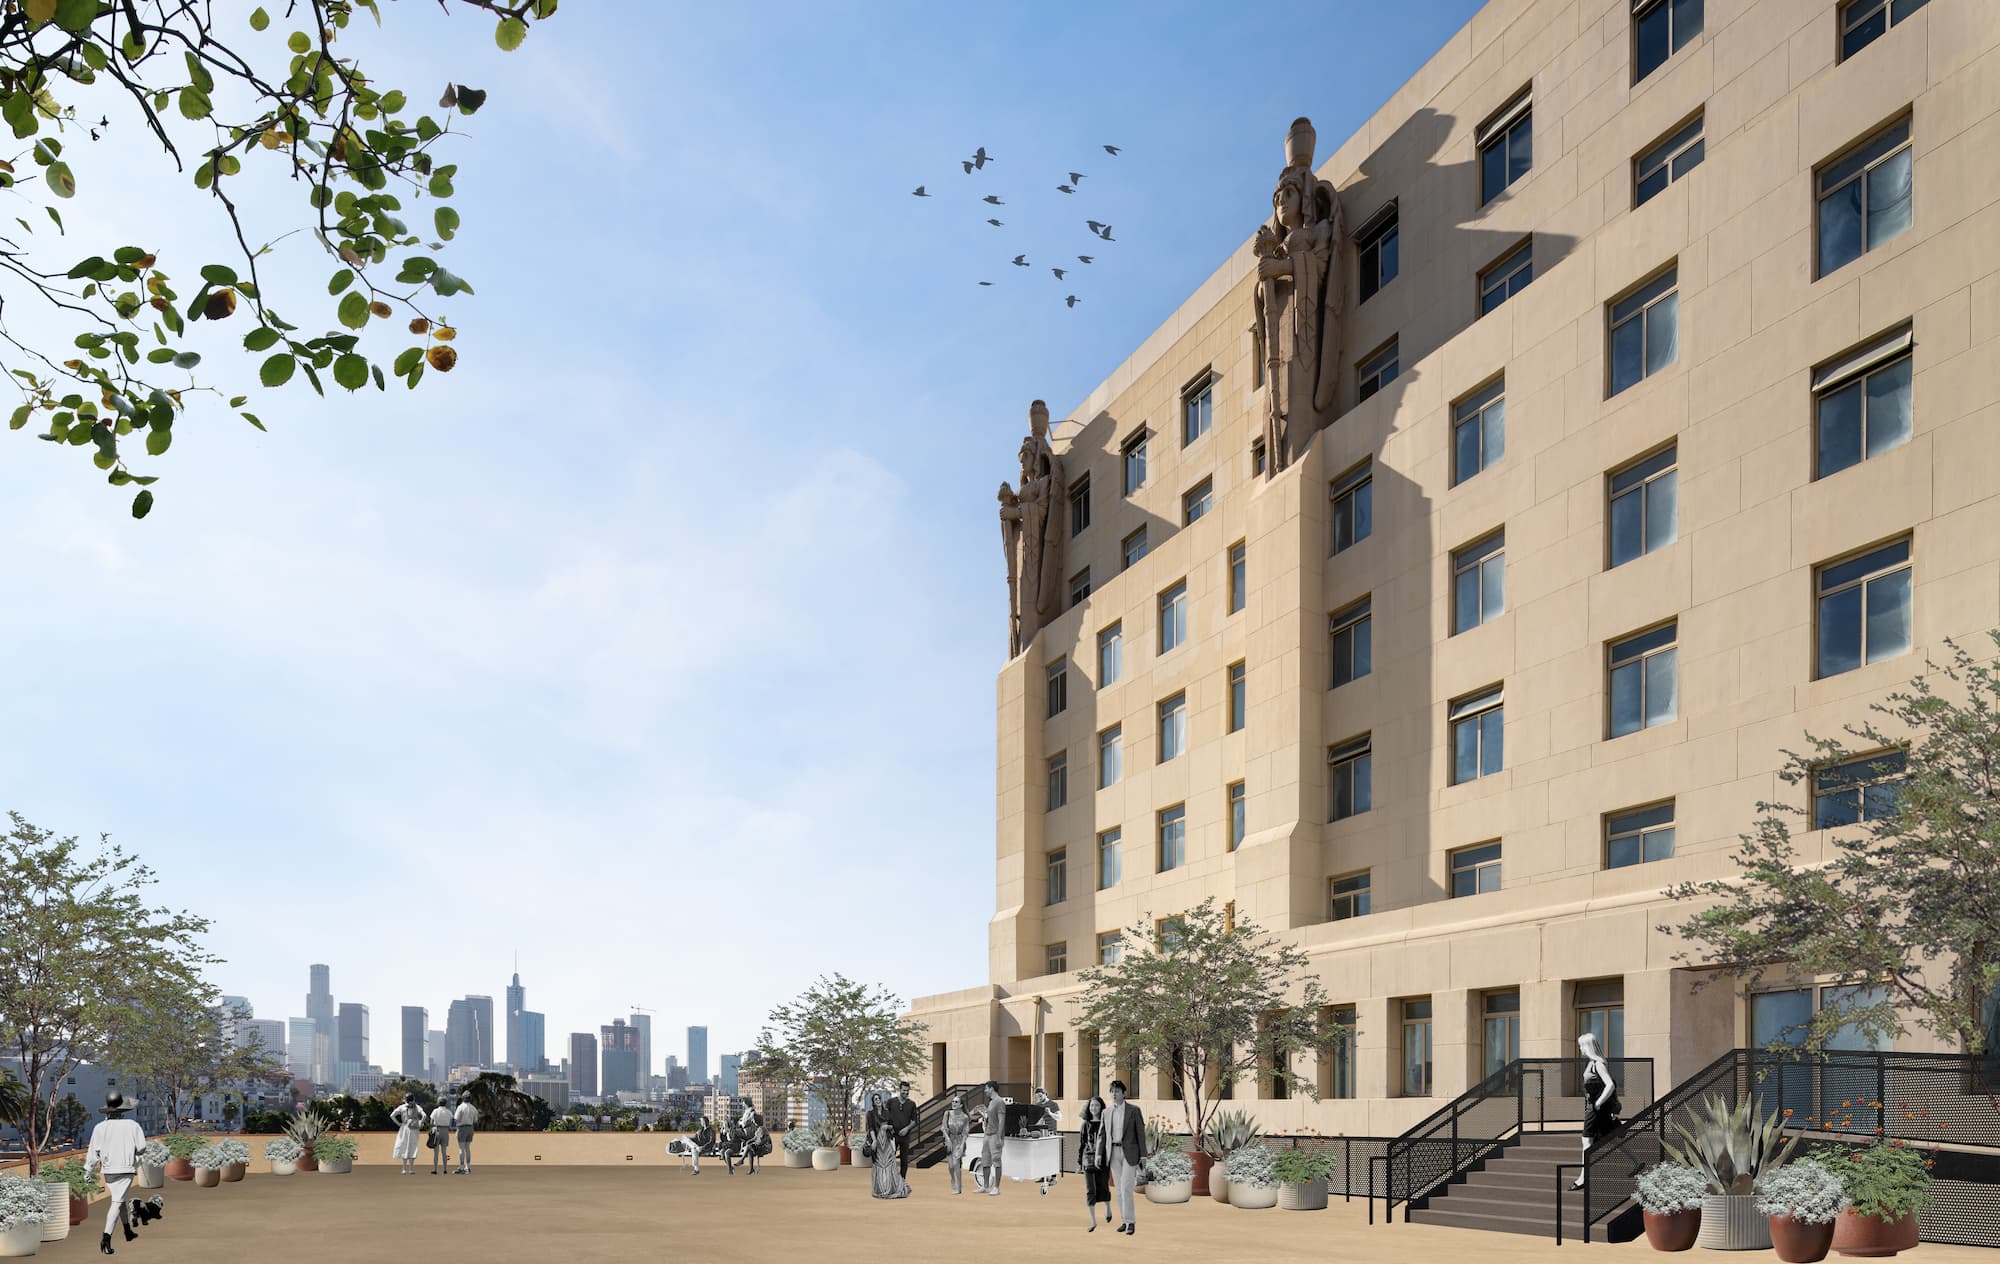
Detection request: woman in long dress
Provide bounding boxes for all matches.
[390,1096,425,1175]
[868,1092,909,1199]
[1077,1096,1112,1230]
[1572,1031,1622,1188]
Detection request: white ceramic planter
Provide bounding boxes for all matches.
[0,1220,42,1258]
[135,1167,164,1190]
[36,1186,68,1243]
[268,1159,297,1176]
[1231,1183,1279,1209]
[810,1148,840,1171]
[1279,1179,1329,1210]
[1697,1193,1773,1250]
[220,1162,247,1183]
[319,1158,353,1174]
[1144,1178,1192,1204]
[782,1149,812,1168]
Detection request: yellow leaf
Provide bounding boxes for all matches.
[26,0,56,24]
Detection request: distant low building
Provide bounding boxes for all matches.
[519,1074,569,1113]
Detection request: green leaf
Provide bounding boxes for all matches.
[2,93,36,140]
[113,246,147,265]
[392,346,424,375]
[433,207,460,240]
[54,0,94,33]
[243,328,281,352]
[200,264,238,286]
[131,489,154,519]
[259,353,296,387]
[495,17,528,50]
[241,413,265,431]
[26,0,58,26]
[249,7,270,31]
[145,348,176,364]
[381,90,406,113]
[332,353,368,391]
[47,162,76,198]
[145,427,172,456]
[7,404,30,430]
[327,267,354,295]
[287,31,312,54]
[173,352,201,370]
[336,291,370,330]
[177,87,212,121]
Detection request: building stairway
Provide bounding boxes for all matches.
[1406,1132,1598,1239]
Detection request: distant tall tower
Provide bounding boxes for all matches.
[306,964,334,1040]
[628,1013,652,1088]
[506,966,526,1072]
[336,1003,369,1065]
[401,1007,428,1081]
[521,1011,546,1072]
[569,1033,598,1098]
[217,995,252,1046]
[600,1020,641,1096]
[468,995,494,1068]
[719,1053,740,1097]
[687,1026,708,1085]
[427,1029,446,1084]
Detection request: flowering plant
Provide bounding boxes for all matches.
[1634,1162,1708,1214]
[0,1175,52,1232]
[263,1137,303,1163]
[1756,1158,1848,1224]
[1809,1143,1934,1221]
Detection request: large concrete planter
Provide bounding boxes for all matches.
[135,1167,164,1190]
[810,1148,840,1171]
[1644,1208,1701,1252]
[1278,1179,1328,1211]
[0,1220,42,1258]
[1831,1210,1919,1258]
[267,1159,297,1177]
[1210,1167,1231,1204]
[1231,1183,1279,1209]
[318,1158,352,1174]
[1698,1194,1772,1250]
[36,1185,68,1242]
[1144,1178,1192,1204]
[782,1149,812,1169]
[192,1168,220,1188]
[220,1162,247,1183]
[1770,1214,1837,1263]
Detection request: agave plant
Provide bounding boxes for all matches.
[1201,1108,1263,1160]
[284,1102,331,1149]
[1662,1093,1798,1195]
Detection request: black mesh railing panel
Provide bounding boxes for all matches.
[1047,1129,1395,1199]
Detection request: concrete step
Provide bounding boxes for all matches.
[1459,1168,1565,1192]
[1431,1186,1578,1215]
[1409,1206,1581,1237]
[1479,1155,1577,1175]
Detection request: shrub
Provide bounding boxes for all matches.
[1145,1147,1193,1183]
[263,1138,303,1163]
[808,1119,841,1148]
[1272,1147,1335,1186]
[1756,1159,1849,1225]
[781,1129,817,1154]
[190,1145,228,1170]
[1224,1143,1279,1190]
[1812,1143,1934,1221]
[162,1134,207,1160]
[39,1158,101,1199]
[1663,1094,1797,1195]
[215,1139,251,1165]
[139,1141,170,1168]
[0,1175,52,1232]
[313,1136,359,1165]
[1635,1161,1709,1214]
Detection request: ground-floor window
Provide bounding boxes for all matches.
[1321,1006,1357,1099]
[1402,998,1434,1097]
[1483,991,1520,1078]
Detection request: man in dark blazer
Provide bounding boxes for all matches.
[1103,1079,1145,1235]
[883,1081,921,1179]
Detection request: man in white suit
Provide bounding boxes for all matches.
[1103,1079,1146,1236]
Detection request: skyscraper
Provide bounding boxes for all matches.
[568,1033,598,1098]
[427,1029,446,1085]
[445,995,495,1071]
[718,1053,740,1097]
[217,995,252,1045]
[401,1007,428,1081]
[686,1026,707,1085]
[286,1018,316,1078]
[243,1018,286,1061]
[336,1003,369,1065]
[467,995,494,1068]
[306,964,334,1040]
[600,1020,640,1096]
[521,1011,546,1072]
[505,970,526,1071]
[628,1012,652,1088]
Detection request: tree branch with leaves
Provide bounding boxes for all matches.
[747,973,929,1149]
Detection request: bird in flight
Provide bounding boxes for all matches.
[1076,255,1093,264]
[1102,144,1120,156]
[1069,172,1085,184]
[1051,267,1066,280]
[1066,295,1081,307]
[979,281,993,286]
[1056,184,1076,194]
[911,186,930,197]
[983,194,1004,205]
[986,218,1003,226]
[1086,221,1115,240]
[969,146,993,170]
[962,160,975,174]
[1011,255,1030,267]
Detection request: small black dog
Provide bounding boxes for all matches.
[129,1197,165,1229]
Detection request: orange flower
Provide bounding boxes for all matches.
[1784,1109,1795,1117]
[1842,1101,1853,1108]
[1937,1122,1949,1130]
[1891,1140,1903,1147]
[1869,1102,1882,1109]
[1906,1113,1916,1119]
[1875,1128,1885,1135]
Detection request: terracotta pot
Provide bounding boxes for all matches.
[164,1158,194,1182]
[1832,1210,1919,1258]
[1189,1150,1213,1197]
[220,1161,247,1183]
[1643,1208,1701,1252]
[66,1195,87,1227]
[837,1145,853,1166]
[295,1148,318,1172]
[1771,1214,1838,1263]
[193,1167,220,1187]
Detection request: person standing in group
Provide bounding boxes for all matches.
[977,1081,1007,1195]
[428,1099,455,1175]
[453,1094,480,1174]
[84,1092,145,1255]
[390,1096,425,1176]
[866,1092,909,1200]
[1032,1087,1061,1196]
[1103,1080,1145,1236]
[940,1092,970,1195]
[1076,1095,1112,1231]
[883,1081,919,1182]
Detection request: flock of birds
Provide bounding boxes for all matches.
[913,142,1123,307]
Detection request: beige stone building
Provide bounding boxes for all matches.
[913,0,2000,1136]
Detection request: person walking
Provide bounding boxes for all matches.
[940,1093,970,1195]
[390,1097,425,1176]
[453,1095,480,1174]
[883,1081,920,1182]
[1103,1080,1145,1236]
[84,1092,145,1255]
[427,1099,454,1175]
[977,1081,1007,1195]
[866,1093,910,1200]
[1032,1087,1061,1195]
[1077,1095,1112,1230]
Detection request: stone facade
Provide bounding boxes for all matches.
[914,0,2000,1135]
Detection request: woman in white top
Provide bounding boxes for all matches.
[427,1101,455,1175]
[390,1097,426,1175]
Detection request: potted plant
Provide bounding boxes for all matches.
[1274,1147,1334,1211]
[780,1129,816,1169]
[1823,1143,1932,1258]
[1200,1109,1262,1204]
[216,1138,251,1182]
[805,1119,841,1172]
[0,1173,52,1259]
[1142,1135,1193,1204]
[1663,1094,1796,1250]
[1224,1143,1281,1209]
[264,1137,303,1177]
[190,1144,227,1188]
[285,1109,327,1172]
[1757,1157,1849,1263]
[162,1133,206,1182]
[1636,1162,1707,1251]
[312,1136,358,1174]
[135,1142,169,1190]
[37,1159,98,1239]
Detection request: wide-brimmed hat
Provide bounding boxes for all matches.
[104,1092,133,1115]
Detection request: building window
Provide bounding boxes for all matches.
[1228,541,1247,615]
[1097,932,1122,966]
[1121,526,1148,571]
[1328,871,1371,921]
[1606,801,1676,869]
[1401,999,1434,1096]
[1182,373,1214,446]
[1329,597,1372,689]
[1814,325,1913,480]
[1069,569,1091,608]
[1452,531,1505,633]
[1098,622,1122,684]
[1452,379,1505,486]
[1157,806,1187,872]
[1098,725,1122,789]
[1449,685,1504,784]
[1356,201,1399,302]
[1483,991,1521,1077]
[1609,265,1679,395]
[1250,438,1266,477]
[1183,478,1214,525]
[1046,658,1069,717]
[1330,461,1373,555]
[1608,444,1678,567]
[1575,979,1625,1060]
[1328,734,1372,821]
[1158,581,1189,653]
[1634,0,1702,81]
[1046,848,1068,905]
[1158,692,1188,762]
[1815,538,1912,678]
[1157,914,1188,952]
[1609,621,1678,737]
[1477,89,1532,204]
[1817,118,1912,278]
[1046,753,1068,811]
[1451,842,1503,897]
[1356,338,1399,401]
[1046,942,1068,974]
[1325,1005,1358,1099]
[1813,750,1907,829]
[1226,661,1247,734]
[1098,828,1122,889]
[1122,429,1148,494]
[1479,239,1533,316]
[1227,781,1246,851]
[1636,112,1704,206]
[1069,473,1091,537]
[1841,0,1928,61]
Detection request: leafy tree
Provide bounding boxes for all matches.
[0,0,559,518]
[374,1077,436,1112]
[748,973,929,1149]
[0,1068,28,1132]
[1667,631,2000,1092]
[452,1069,545,1130]
[1073,896,1343,1157]
[0,812,219,1173]
[51,1092,89,1144]
[112,989,279,1133]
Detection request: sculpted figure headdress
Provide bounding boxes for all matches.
[998,400,1065,657]
[1253,116,1348,477]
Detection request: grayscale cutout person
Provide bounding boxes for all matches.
[977,1081,1007,1194]
[428,1099,454,1174]
[1572,1031,1622,1187]
[1103,1079,1144,1235]
[390,1096,424,1175]
[865,1091,910,1199]
[1077,1095,1112,1230]
[85,1091,145,1255]
[885,1080,919,1181]
[941,1092,970,1195]
[453,1094,479,1173]
[1032,1087,1061,1195]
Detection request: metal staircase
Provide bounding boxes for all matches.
[904,1081,1030,1169]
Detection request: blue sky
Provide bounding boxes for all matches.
[0,1,1482,1074]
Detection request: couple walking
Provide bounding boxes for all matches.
[391,1096,478,1175]
[1076,1080,1145,1236]
[863,1081,919,1200]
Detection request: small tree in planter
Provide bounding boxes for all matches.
[1273,1148,1334,1211]
[1756,1157,1849,1263]
[748,974,928,1155]
[0,1174,52,1256]
[1814,1143,1934,1259]
[1223,1144,1280,1209]
[1635,1162,1707,1252]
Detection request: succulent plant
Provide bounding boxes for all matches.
[1662,1094,1798,1195]
[1635,1161,1709,1214]
[1224,1143,1280,1189]
[263,1137,303,1163]
[0,1175,52,1232]
[1756,1159,1850,1224]
[1201,1108,1263,1159]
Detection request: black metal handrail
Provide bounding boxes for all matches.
[905,1082,1030,1168]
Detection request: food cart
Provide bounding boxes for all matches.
[965,1101,1061,1185]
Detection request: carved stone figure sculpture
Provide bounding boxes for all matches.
[1253,116,1347,477]
[998,400,1065,656]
